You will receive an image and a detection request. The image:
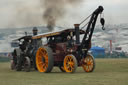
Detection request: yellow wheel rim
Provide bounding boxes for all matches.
[36,47,48,72]
[64,55,75,72]
[82,55,94,72]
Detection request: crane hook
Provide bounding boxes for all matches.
[100,13,105,30]
[100,18,105,30]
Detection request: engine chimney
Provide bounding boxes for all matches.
[74,24,80,44]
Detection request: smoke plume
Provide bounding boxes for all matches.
[41,0,83,31]
[0,0,83,29]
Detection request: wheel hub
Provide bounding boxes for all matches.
[87,61,91,65]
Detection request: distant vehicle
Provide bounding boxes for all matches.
[11,35,42,72]
[33,6,105,73]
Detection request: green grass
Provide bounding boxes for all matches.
[0,59,128,85]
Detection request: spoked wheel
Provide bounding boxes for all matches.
[64,54,77,73]
[16,55,23,71]
[24,57,31,72]
[82,54,95,72]
[59,66,65,72]
[36,46,54,73]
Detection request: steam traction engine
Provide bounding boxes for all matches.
[33,6,105,73]
[11,35,42,72]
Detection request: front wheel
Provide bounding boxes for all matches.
[16,55,23,71]
[24,57,31,72]
[64,54,77,73]
[82,54,95,72]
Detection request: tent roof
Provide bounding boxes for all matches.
[91,46,105,50]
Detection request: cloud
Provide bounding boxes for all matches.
[0,0,43,28]
[0,0,128,28]
[0,0,85,28]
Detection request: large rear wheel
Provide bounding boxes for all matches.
[64,54,77,73]
[36,46,54,73]
[82,54,95,72]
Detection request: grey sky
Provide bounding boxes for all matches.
[0,0,128,28]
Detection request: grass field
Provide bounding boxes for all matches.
[0,59,128,85]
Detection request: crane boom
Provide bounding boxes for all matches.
[75,6,105,58]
